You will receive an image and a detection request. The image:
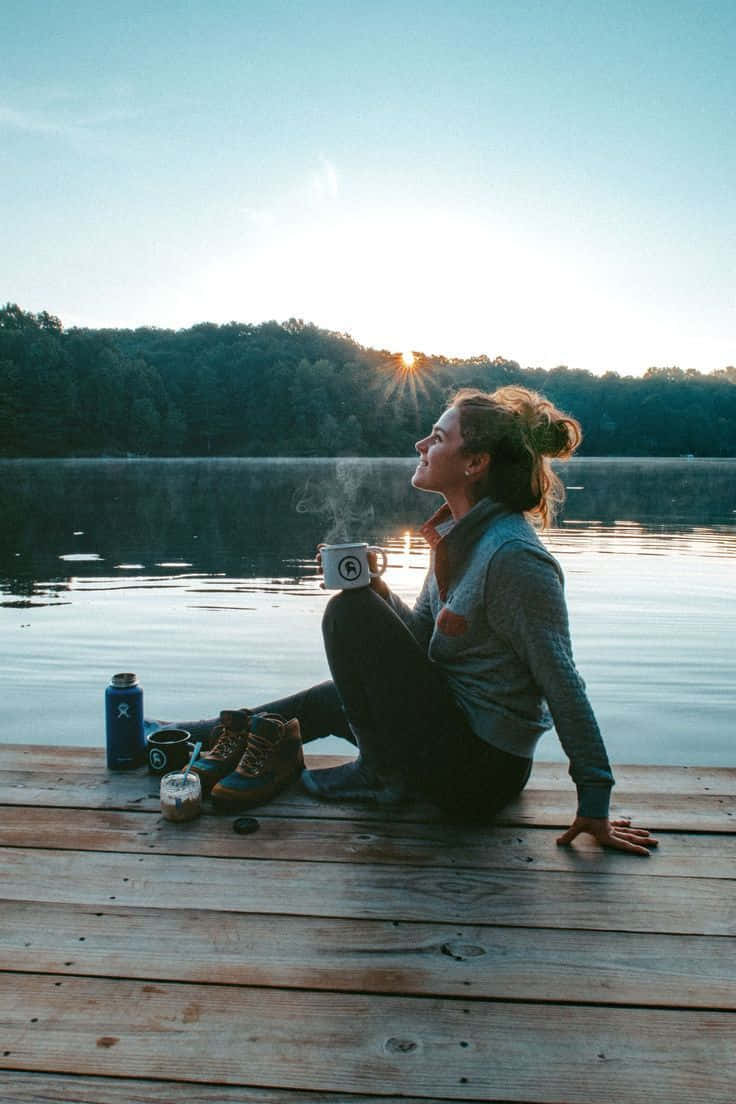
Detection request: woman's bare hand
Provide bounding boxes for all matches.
[556,815,658,856]
[366,549,390,596]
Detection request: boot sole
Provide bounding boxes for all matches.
[190,753,249,794]
[211,764,303,812]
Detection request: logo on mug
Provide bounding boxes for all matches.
[338,555,362,581]
[149,747,167,771]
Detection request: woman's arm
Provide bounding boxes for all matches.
[487,541,615,818]
[486,542,658,854]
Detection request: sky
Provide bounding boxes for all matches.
[2,0,734,375]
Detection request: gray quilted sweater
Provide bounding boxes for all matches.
[384,497,614,818]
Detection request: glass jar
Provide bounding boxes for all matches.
[160,770,202,822]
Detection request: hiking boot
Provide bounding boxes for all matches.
[211,713,304,810]
[301,758,407,804]
[187,709,252,793]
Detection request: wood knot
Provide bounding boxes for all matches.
[441,941,486,961]
[384,1037,418,1054]
[96,1036,119,1048]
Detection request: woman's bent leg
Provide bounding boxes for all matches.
[162,680,354,747]
[321,588,458,770]
[312,587,531,816]
[252,681,355,746]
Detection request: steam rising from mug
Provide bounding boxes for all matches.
[294,459,375,544]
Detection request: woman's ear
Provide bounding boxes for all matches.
[466,451,491,479]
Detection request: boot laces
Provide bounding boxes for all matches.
[238,725,280,776]
[209,722,248,761]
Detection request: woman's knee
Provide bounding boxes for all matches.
[321,587,377,635]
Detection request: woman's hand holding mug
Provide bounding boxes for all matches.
[316,542,388,593]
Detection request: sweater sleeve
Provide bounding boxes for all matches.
[486,541,615,819]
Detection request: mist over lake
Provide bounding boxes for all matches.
[1,456,734,767]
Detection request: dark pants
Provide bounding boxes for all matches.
[261,588,531,820]
[179,587,531,820]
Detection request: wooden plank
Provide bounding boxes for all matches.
[1,805,732,879]
[0,746,106,772]
[2,744,734,795]
[1,768,734,832]
[497,792,736,832]
[535,762,736,795]
[0,1071,445,1104]
[1,900,734,1009]
[1,847,733,935]
[2,973,735,1103]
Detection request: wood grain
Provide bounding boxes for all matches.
[2,973,735,1103]
[1,768,734,831]
[2,746,733,798]
[1,846,733,935]
[0,1072,443,1104]
[1,900,734,1009]
[1,805,732,878]
[1,743,733,1104]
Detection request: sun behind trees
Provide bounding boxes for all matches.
[1,303,734,458]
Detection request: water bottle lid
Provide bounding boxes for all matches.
[111,672,138,687]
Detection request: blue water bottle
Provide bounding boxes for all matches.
[105,672,146,770]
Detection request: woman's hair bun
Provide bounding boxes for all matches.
[528,413,580,459]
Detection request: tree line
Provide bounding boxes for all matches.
[1,302,734,457]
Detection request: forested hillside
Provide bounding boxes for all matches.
[1,303,734,457]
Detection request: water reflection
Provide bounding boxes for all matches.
[2,458,734,763]
[546,521,736,560]
[0,457,734,599]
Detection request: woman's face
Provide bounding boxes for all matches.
[412,407,468,496]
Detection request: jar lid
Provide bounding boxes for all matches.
[160,771,201,792]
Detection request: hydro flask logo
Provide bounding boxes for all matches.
[117,703,132,719]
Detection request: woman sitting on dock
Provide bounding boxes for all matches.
[182,385,656,855]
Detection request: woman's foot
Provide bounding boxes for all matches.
[301,758,407,804]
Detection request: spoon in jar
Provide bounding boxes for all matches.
[182,741,202,786]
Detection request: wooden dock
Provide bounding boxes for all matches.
[0,743,734,1104]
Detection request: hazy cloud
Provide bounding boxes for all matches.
[238,158,340,232]
[0,101,144,143]
[0,104,69,136]
[241,206,278,229]
[309,158,339,201]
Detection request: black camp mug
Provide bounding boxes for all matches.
[147,728,194,774]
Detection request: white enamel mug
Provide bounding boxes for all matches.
[320,542,388,590]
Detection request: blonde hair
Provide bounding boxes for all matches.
[450,385,582,527]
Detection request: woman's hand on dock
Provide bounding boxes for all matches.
[556,816,658,856]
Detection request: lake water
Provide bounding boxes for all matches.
[1,457,734,766]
